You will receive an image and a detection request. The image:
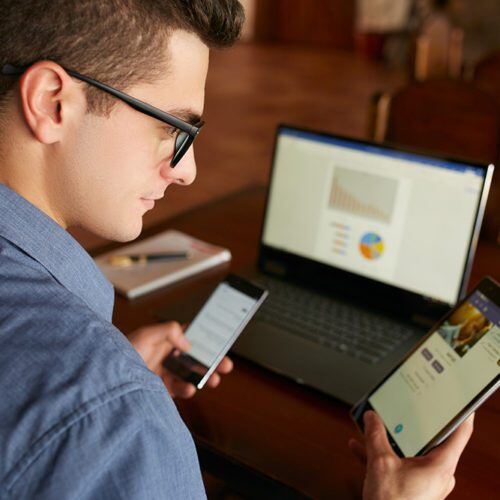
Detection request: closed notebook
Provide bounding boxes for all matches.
[95,229,231,299]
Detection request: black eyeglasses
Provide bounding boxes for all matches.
[1,63,204,167]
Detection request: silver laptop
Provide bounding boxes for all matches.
[233,124,494,405]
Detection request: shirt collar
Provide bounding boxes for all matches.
[0,183,114,321]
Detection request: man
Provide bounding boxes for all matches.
[0,1,473,498]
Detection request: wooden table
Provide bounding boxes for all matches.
[109,186,500,499]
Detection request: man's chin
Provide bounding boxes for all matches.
[90,219,143,243]
[114,224,143,243]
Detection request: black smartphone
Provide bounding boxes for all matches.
[163,274,268,389]
[351,276,500,457]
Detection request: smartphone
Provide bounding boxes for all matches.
[351,276,500,458]
[163,274,268,389]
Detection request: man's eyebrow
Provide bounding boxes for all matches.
[167,108,203,126]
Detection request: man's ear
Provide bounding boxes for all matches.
[18,61,84,144]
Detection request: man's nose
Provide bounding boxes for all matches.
[161,147,197,186]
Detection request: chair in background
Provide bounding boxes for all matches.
[470,50,500,245]
[473,50,500,107]
[411,4,464,81]
[369,79,500,244]
[413,28,463,80]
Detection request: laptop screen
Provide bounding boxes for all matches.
[262,127,489,306]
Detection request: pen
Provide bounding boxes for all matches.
[109,252,189,267]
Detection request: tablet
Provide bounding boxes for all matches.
[351,276,500,457]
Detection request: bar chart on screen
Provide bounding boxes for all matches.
[329,167,398,223]
[312,162,410,284]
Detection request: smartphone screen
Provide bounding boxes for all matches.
[351,277,500,457]
[163,275,267,388]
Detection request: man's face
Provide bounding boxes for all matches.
[58,30,208,241]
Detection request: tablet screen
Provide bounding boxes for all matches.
[368,290,500,456]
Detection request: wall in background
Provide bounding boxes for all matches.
[447,0,500,65]
[248,0,355,49]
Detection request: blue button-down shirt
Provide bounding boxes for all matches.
[0,184,205,499]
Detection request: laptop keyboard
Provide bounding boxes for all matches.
[254,276,420,364]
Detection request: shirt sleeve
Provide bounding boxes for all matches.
[5,387,206,500]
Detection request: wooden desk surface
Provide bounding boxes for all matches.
[111,186,500,499]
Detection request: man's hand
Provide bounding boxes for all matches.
[349,410,474,500]
[128,322,233,399]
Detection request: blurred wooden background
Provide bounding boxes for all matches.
[75,0,500,252]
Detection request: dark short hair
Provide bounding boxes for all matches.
[0,0,244,115]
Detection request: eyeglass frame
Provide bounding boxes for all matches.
[1,63,204,167]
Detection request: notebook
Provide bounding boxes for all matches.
[95,229,231,299]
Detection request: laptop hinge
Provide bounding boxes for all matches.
[262,260,287,277]
[410,313,435,329]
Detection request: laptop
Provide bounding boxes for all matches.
[233,124,494,405]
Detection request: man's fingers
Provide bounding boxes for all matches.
[215,356,233,374]
[163,321,191,351]
[205,372,221,388]
[364,411,398,464]
[427,413,474,473]
[348,438,367,466]
[164,375,197,399]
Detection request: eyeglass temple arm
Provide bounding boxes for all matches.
[1,64,199,136]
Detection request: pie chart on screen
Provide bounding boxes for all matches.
[359,232,384,260]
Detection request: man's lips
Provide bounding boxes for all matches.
[141,190,165,209]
